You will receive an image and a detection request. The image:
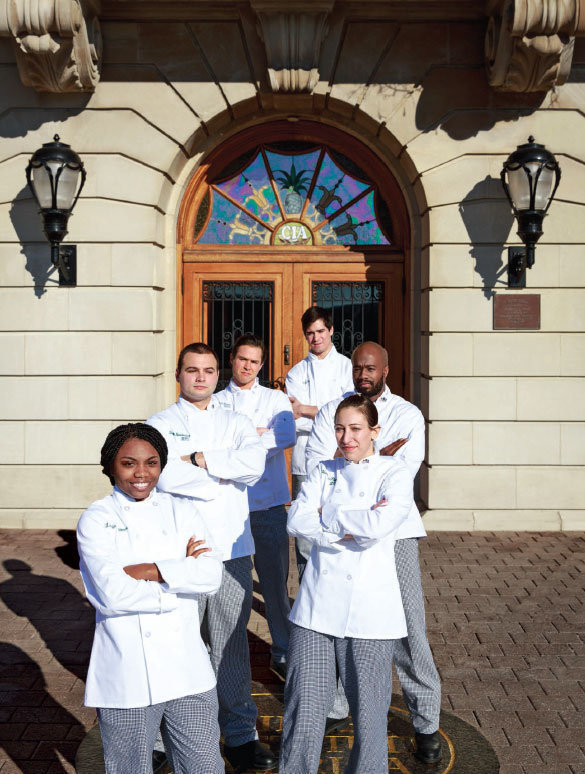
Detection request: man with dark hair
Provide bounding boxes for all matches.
[214,334,295,679]
[146,343,276,772]
[176,341,219,371]
[305,341,442,766]
[300,305,333,333]
[284,306,354,732]
[285,305,353,533]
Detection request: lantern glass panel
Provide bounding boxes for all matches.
[30,164,54,208]
[507,162,554,211]
[533,165,554,210]
[31,162,81,209]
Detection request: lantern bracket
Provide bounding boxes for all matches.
[507,246,526,288]
[55,245,77,287]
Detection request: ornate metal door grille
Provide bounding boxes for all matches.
[202,281,274,390]
[312,281,385,357]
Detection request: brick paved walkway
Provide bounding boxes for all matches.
[0,529,583,773]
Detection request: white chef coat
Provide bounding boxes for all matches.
[147,398,266,560]
[212,379,295,511]
[285,346,353,475]
[305,385,426,539]
[77,487,222,709]
[288,455,411,639]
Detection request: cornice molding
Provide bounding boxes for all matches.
[2,0,583,95]
[485,0,585,91]
[0,0,102,92]
[250,0,334,92]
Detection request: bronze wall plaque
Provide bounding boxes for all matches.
[493,293,540,330]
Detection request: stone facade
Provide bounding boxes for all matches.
[0,0,583,529]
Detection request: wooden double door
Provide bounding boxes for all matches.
[182,252,406,395]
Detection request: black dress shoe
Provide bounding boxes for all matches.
[152,750,169,773]
[224,739,277,772]
[324,716,350,734]
[414,731,442,764]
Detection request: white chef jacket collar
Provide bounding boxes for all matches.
[343,451,379,466]
[178,395,216,413]
[307,344,338,363]
[373,384,392,403]
[226,378,260,394]
[112,485,157,506]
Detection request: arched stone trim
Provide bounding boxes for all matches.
[170,104,429,435]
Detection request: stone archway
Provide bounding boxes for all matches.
[175,118,419,400]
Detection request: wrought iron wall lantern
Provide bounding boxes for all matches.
[25,135,86,287]
[500,136,561,288]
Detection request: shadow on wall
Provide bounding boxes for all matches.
[459,176,515,299]
[413,67,545,140]
[9,184,59,298]
[0,98,91,139]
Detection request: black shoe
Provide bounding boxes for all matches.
[414,731,442,764]
[324,716,350,734]
[269,659,287,682]
[152,750,169,773]
[224,740,277,772]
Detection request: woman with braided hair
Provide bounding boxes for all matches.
[77,423,226,773]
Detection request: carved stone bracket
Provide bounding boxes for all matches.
[251,0,334,92]
[0,0,102,92]
[485,0,585,91]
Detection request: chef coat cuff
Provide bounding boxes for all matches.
[321,502,339,529]
[350,534,378,548]
[156,559,187,594]
[320,503,346,542]
[155,580,179,612]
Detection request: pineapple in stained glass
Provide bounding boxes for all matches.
[274,161,310,214]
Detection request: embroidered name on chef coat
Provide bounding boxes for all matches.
[169,430,190,440]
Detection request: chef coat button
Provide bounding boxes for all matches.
[335,488,341,493]
[144,632,151,638]
[322,569,328,575]
[162,530,167,536]
[124,506,130,511]
[359,492,365,497]
[153,501,158,507]
[347,574,352,580]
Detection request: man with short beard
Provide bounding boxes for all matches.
[304,341,442,766]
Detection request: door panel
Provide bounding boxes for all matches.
[183,262,293,389]
[292,262,404,395]
[183,258,403,395]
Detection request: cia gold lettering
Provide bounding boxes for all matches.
[387,735,401,753]
[388,757,414,773]
[328,757,342,774]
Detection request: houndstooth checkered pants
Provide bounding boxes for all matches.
[97,690,224,774]
[198,555,258,746]
[279,625,395,774]
[310,537,442,732]
[393,537,441,733]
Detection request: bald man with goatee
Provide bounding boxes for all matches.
[304,341,442,766]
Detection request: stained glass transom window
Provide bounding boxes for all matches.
[193,141,392,246]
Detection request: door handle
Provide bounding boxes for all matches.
[284,344,290,365]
